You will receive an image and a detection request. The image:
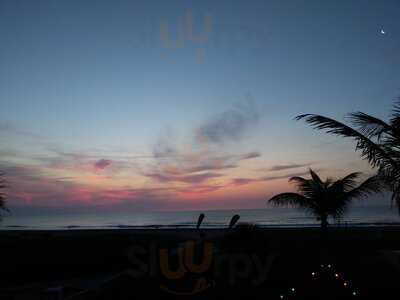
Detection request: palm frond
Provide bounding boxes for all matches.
[289,176,308,185]
[324,177,334,187]
[346,175,384,201]
[335,172,362,192]
[289,176,319,199]
[330,201,349,220]
[296,114,397,168]
[347,112,395,140]
[268,193,309,207]
[309,169,323,186]
[389,100,400,129]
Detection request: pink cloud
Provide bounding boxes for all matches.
[94,159,112,170]
[145,172,222,184]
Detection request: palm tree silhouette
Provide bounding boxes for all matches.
[296,101,400,212]
[0,172,8,220]
[268,169,382,230]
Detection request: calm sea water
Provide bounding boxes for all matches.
[1,204,400,230]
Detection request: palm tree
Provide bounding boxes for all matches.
[296,101,400,212]
[0,172,8,219]
[268,169,382,230]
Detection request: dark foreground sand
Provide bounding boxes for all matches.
[1,226,400,299]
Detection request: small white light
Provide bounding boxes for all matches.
[328,264,331,268]
[321,264,324,268]
[291,288,295,292]
[311,272,315,276]
[280,295,284,299]
[343,282,348,287]
[352,291,357,296]
[335,273,339,278]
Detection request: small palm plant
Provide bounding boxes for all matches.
[268,169,382,230]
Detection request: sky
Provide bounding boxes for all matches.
[0,0,399,213]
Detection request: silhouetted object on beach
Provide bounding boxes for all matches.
[196,213,205,229]
[296,100,400,213]
[268,169,382,231]
[234,222,259,242]
[0,172,8,220]
[228,214,240,229]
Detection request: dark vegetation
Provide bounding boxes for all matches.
[269,169,382,230]
[297,100,400,212]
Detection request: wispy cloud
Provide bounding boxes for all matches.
[146,145,260,185]
[145,171,222,184]
[231,178,259,186]
[146,97,262,190]
[239,151,261,160]
[261,170,312,181]
[0,97,265,209]
[196,95,259,144]
[178,184,223,194]
[0,160,178,208]
[268,163,311,171]
[147,120,261,187]
[231,170,313,187]
[0,121,43,139]
[30,150,129,175]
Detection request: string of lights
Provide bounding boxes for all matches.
[279,263,359,299]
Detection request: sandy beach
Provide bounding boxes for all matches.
[1,226,400,299]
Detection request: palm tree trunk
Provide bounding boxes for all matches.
[320,215,328,232]
[319,215,329,251]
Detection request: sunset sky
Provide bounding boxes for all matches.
[1,0,399,213]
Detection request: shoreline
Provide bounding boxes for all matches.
[1,223,400,242]
[2,221,400,231]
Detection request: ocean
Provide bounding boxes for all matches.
[1,204,400,230]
